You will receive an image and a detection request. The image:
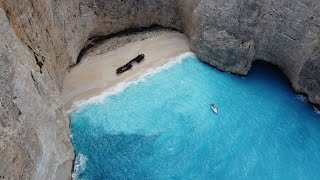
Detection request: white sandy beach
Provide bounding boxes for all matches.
[61,31,191,110]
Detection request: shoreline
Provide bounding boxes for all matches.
[68,52,196,113]
[61,31,191,111]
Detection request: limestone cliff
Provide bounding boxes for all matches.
[192,0,320,105]
[0,0,319,179]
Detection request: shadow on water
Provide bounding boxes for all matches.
[249,60,292,87]
[71,56,320,179]
[74,132,159,180]
[250,60,320,110]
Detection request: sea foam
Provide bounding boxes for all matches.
[296,94,307,102]
[69,52,196,113]
[69,54,320,179]
[72,153,88,180]
[315,106,320,115]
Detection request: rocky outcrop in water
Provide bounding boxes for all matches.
[0,0,319,179]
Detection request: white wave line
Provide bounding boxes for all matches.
[72,153,88,180]
[296,94,307,102]
[68,52,196,113]
[314,106,320,115]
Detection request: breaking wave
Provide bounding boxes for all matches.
[69,54,320,179]
[296,94,307,102]
[315,106,320,115]
[69,52,196,113]
[72,153,88,180]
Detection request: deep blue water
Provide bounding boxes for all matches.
[70,54,320,179]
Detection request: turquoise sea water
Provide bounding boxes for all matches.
[70,54,320,179]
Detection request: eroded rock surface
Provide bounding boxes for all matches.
[0,0,319,179]
[0,7,73,180]
[193,0,320,105]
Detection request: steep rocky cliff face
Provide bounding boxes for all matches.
[192,0,320,105]
[0,0,319,179]
[0,3,74,179]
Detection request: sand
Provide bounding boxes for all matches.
[61,31,191,110]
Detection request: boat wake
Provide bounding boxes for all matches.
[69,52,196,113]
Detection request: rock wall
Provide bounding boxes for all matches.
[0,4,74,180]
[192,0,320,105]
[0,0,319,179]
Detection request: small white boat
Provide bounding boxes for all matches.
[211,103,218,114]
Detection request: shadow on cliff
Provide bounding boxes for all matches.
[69,24,182,70]
[249,60,291,85]
[249,60,320,110]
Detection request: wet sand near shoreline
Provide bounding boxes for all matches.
[61,31,190,110]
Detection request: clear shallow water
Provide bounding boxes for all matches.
[70,54,320,179]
